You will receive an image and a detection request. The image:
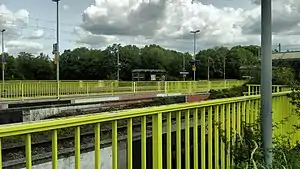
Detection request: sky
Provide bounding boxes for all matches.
[1,0,300,56]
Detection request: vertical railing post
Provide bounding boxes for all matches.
[188,81,192,94]
[248,85,251,96]
[86,82,89,96]
[133,82,136,94]
[111,82,114,95]
[157,81,161,92]
[152,113,162,169]
[21,82,24,100]
[19,81,22,100]
[57,81,60,99]
[193,81,196,93]
[164,81,167,94]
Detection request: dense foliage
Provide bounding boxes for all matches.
[208,85,245,99]
[0,44,261,80]
[227,83,300,168]
[228,121,300,168]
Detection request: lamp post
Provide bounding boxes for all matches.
[261,0,272,166]
[1,29,5,90]
[207,57,210,81]
[190,30,200,81]
[223,55,226,87]
[183,55,186,80]
[52,0,60,99]
[117,46,120,81]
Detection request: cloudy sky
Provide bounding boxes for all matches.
[1,0,300,55]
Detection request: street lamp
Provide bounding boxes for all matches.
[207,56,210,81]
[190,30,200,81]
[116,46,120,81]
[223,55,226,87]
[52,0,60,99]
[182,55,186,80]
[1,29,5,90]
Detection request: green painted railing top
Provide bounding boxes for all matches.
[246,84,291,96]
[0,80,245,100]
[0,91,298,169]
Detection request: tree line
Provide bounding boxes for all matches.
[0,44,262,81]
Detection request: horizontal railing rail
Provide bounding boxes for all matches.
[0,91,298,169]
[245,84,291,95]
[0,80,245,100]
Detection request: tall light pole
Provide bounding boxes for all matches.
[117,46,120,81]
[207,57,210,81]
[223,55,226,86]
[190,30,200,81]
[182,55,186,80]
[261,0,272,167]
[52,0,60,99]
[1,29,5,91]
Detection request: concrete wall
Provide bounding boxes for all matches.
[13,117,206,169]
[22,103,103,121]
[21,147,113,169]
[21,142,128,169]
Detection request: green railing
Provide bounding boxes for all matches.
[0,91,297,169]
[245,84,291,95]
[0,80,245,100]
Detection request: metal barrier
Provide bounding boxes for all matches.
[245,84,291,96]
[0,80,245,100]
[0,92,297,168]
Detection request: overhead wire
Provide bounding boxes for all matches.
[0,12,81,43]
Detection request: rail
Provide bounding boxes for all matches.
[0,91,298,169]
[245,84,291,95]
[0,80,244,100]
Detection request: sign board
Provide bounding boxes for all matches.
[2,57,6,64]
[151,74,156,81]
[192,65,196,71]
[53,43,58,53]
[180,71,189,75]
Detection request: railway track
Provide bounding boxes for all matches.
[2,117,155,168]
[0,96,189,168]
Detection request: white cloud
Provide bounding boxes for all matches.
[6,40,43,54]
[63,5,70,10]
[0,4,29,39]
[0,4,45,54]
[28,29,44,39]
[75,0,300,52]
[74,27,118,47]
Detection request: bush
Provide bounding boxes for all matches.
[228,85,300,168]
[208,85,245,99]
[247,66,296,86]
[223,120,300,168]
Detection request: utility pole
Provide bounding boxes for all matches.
[117,46,120,81]
[207,57,210,81]
[190,30,200,81]
[52,0,60,99]
[183,55,186,81]
[1,29,5,91]
[261,0,272,167]
[223,55,226,84]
